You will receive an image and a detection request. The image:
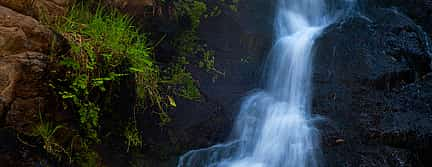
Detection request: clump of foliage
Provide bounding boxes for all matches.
[161,62,201,101]
[149,0,239,103]
[173,0,208,30]
[124,121,142,152]
[31,113,69,162]
[171,0,221,75]
[53,3,158,142]
[43,3,172,166]
[156,0,234,92]
[24,0,240,165]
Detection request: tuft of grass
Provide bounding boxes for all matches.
[47,3,171,165]
[31,113,69,162]
[52,3,160,143]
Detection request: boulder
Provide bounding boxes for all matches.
[313,7,432,167]
[360,0,432,37]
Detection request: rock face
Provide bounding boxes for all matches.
[313,7,432,167]
[0,5,55,134]
[0,0,72,21]
[0,3,63,166]
[360,0,432,38]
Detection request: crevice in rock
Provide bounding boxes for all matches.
[0,99,11,128]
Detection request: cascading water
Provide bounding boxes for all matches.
[178,0,354,167]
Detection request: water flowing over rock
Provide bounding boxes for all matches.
[177,0,353,166]
[1,0,431,166]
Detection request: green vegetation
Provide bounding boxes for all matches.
[161,0,231,88]
[174,0,208,30]
[124,122,142,152]
[53,3,158,143]
[41,3,169,166]
[162,63,201,101]
[15,0,239,166]
[31,113,69,162]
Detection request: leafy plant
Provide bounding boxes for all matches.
[35,0,239,165]
[174,0,207,29]
[31,113,69,162]
[168,0,226,81]
[47,3,169,165]
[52,3,161,143]
[124,122,142,152]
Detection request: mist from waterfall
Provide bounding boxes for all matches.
[177,0,354,167]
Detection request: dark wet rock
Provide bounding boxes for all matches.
[168,0,274,154]
[323,144,422,167]
[360,0,432,38]
[313,6,432,167]
[0,128,42,167]
[378,74,432,165]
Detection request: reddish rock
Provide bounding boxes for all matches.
[0,5,53,134]
[0,0,72,21]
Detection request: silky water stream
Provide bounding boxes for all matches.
[178,1,354,166]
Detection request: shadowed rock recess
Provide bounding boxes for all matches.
[1,0,432,166]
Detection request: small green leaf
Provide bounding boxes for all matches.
[168,96,176,107]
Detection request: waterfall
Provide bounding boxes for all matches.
[178,0,353,167]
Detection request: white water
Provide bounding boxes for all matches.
[178,0,353,167]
